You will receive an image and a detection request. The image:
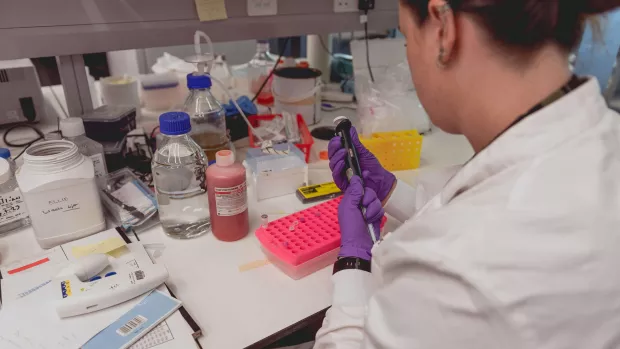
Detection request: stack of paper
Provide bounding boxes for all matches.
[0,229,198,349]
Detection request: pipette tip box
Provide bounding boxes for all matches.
[255,197,385,280]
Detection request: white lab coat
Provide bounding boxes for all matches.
[314,78,620,349]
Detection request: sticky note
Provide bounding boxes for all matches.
[71,237,127,258]
[194,0,228,21]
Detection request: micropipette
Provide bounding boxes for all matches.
[333,116,378,244]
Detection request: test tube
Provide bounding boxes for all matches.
[261,214,269,228]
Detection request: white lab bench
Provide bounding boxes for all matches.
[0,86,473,348]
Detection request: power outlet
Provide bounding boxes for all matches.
[247,0,278,16]
[334,0,358,13]
[358,0,375,10]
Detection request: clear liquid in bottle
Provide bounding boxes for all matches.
[152,112,211,239]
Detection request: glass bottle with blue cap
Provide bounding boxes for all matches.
[0,148,15,172]
[152,111,211,239]
[183,73,230,164]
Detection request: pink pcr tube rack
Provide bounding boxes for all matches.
[255,197,385,280]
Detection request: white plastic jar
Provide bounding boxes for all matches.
[16,140,105,248]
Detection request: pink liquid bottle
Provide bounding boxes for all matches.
[206,150,249,241]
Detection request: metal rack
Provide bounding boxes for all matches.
[0,0,397,116]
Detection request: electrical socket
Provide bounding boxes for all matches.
[358,0,375,11]
[334,0,359,13]
[247,0,277,16]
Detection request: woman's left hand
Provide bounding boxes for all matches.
[338,176,384,261]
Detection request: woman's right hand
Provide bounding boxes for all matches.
[328,126,396,203]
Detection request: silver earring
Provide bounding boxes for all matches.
[438,3,451,14]
[437,47,447,69]
[436,3,451,69]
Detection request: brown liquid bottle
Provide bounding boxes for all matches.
[183,73,231,164]
[190,130,230,164]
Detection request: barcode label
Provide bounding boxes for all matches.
[116,315,148,336]
[134,270,145,280]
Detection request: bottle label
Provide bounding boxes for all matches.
[0,189,28,225]
[90,153,107,178]
[214,181,247,217]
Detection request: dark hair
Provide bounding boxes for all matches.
[403,0,620,52]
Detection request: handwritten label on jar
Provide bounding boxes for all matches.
[214,181,247,216]
[0,189,28,225]
[41,196,80,215]
[25,180,104,240]
[90,153,107,178]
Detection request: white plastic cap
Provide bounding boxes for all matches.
[0,158,10,184]
[60,117,86,138]
[216,150,235,167]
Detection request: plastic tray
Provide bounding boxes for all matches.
[360,130,423,171]
[248,114,314,163]
[255,197,386,279]
[260,245,340,280]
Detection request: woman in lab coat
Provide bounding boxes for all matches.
[316,0,620,348]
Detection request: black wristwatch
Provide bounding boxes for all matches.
[333,257,371,275]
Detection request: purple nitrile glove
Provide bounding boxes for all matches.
[338,176,384,261]
[328,126,396,203]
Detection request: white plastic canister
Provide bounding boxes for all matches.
[16,140,105,248]
[272,67,322,126]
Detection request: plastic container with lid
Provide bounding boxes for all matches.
[16,140,106,248]
[81,105,137,142]
[206,150,249,242]
[183,73,230,163]
[256,94,274,115]
[246,143,308,201]
[61,117,108,184]
[0,158,30,235]
[141,73,185,111]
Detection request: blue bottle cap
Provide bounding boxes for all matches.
[0,148,10,159]
[159,112,192,135]
[187,73,212,89]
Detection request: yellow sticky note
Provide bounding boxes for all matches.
[194,0,228,22]
[71,237,127,258]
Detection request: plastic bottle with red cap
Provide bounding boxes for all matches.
[206,150,249,241]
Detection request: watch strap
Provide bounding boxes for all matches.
[333,257,371,275]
